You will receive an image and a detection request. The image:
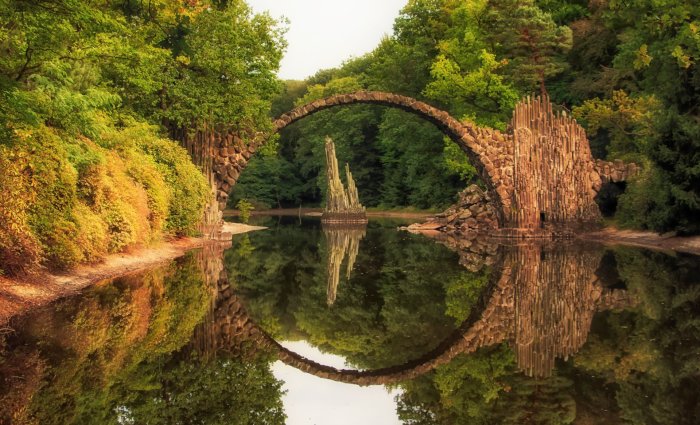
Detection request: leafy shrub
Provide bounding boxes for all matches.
[0,122,208,274]
[137,135,210,236]
[236,199,255,223]
[100,152,151,250]
[24,128,84,269]
[124,149,171,238]
[616,167,688,234]
[71,203,108,262]
[0,146,41,275]
[36,217,84,269]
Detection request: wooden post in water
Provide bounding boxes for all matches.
[321,136,367,223]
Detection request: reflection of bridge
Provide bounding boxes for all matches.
[178,91,637,236]
[193,241,635,384]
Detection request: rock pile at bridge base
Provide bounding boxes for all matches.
[403,184,604,239]
[403,185,498,234]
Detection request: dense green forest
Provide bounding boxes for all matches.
[233,0,700,234]
[0,0,286,275]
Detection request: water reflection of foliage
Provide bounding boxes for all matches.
[574,248,700,425]
[227,220,491,369]
[115,353,285,425]
[0,252,285,425]
[396,248,700,425]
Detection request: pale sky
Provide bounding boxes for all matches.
[247,0,408,80]
[272,340,402,425]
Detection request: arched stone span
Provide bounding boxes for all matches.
[207,92,638,236]
[195,242,637,384]
[214,91,513,223]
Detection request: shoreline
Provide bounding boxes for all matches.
[0,222,265,326]
[578,227,700,256]
[224,208,434,220]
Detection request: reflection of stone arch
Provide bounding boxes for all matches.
[197,242,637,384]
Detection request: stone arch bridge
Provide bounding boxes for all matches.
[181,91,637,236]
[192,241,636,383]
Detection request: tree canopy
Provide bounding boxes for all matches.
[0,0,287,274]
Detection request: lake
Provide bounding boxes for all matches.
[1,216,699,425]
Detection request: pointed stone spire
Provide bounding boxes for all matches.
[322,136,367,223]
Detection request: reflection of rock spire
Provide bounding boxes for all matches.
[509,243,625,378]
[323,225,366,306]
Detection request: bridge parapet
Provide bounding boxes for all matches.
[594,159,640,185]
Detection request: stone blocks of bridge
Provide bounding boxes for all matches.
[594,158,639,184]
[210,133,257,210]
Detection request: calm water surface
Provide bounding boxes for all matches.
[1,216,699,425]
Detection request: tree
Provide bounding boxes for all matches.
[485,0,573,96]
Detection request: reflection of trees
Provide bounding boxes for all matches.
[397,246,700,425]
[322,224,366,305]
[228,221,477,368]
[0,243,285,425]
[573,248,700,425]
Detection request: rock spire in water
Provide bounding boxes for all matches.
[322,136,367,223]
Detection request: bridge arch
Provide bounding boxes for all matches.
[206,91,638,235]
[219,91,514,223]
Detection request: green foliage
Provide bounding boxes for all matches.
[573,90,661,160]
[236,199,254,223]
[0,0,300,273]
[376,110,462,209]
[229,134,304,209]
[564,0,700,233]
[158,0,286,130]
[486,0,573,95]
[425,50,519,129]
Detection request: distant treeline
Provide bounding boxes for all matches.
[233,0,699,234]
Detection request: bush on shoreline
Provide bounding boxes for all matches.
[0,124,210,275]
